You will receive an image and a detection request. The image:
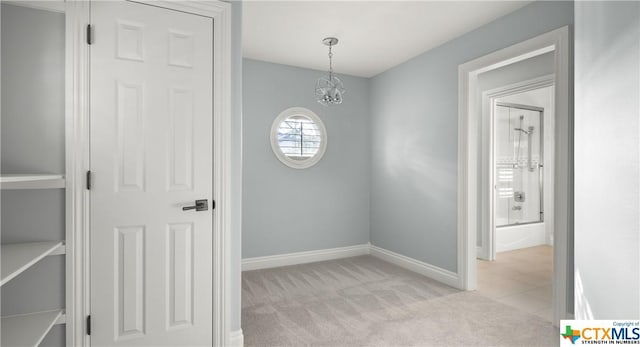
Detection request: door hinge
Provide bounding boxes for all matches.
[86,315,91,335]
[86,24,94,45]
[86,170,91,190]
[212,200,216,210]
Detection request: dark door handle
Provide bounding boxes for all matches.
[182,199,208,212]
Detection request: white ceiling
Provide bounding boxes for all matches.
[243,1,532,78]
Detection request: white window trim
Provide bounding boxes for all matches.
[270,107,327,169]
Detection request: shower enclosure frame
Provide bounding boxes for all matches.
[494,101,544,228]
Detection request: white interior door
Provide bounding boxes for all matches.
[90,1,213,345]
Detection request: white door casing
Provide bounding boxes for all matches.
[90,1,213,345]
[457,26,571,325]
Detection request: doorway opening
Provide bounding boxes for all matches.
[477,79,556,322]
[479,75,556,261]
[457,26,571,327]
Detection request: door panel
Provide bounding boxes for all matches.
[90,1,213,345]
[116,226,145,338]
[168,88,195,191]
[167,222,194,328]
[116,81,145,192]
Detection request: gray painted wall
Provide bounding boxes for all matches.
[1,4,66,346]
[575,1,640,319]
[242,59,370,258]
[478,51,554,93]
[369,1,573,273]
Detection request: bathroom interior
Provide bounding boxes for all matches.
[476,84,555,321]
[495,86,554,253]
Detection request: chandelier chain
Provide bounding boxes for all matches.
[328,44,333,80]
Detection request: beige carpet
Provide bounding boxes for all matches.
[242,255,558,346]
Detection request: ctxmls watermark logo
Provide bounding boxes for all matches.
[560,320,640,345]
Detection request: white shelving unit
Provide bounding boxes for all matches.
[0,174,65,190]
[0,176,67,345]
[1,309,64,347]
[1,241,65,286]
[2,3,70,345]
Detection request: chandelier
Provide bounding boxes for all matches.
[315,37,346,106]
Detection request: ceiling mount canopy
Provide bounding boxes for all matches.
[322,37,338,46]
[315,37,346,106]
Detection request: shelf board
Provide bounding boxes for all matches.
[1,241,65,286]
[1,309,64,347]
[0,174,65,189]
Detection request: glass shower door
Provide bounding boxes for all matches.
[494,102,543,227]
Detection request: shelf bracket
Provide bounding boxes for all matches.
[55,313,66,325]
[49,244,66,256]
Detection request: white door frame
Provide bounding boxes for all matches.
[478,74,555,261]
[65,1,233,345]
[457,26,571,325]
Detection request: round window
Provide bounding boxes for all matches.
[270,107,327,169]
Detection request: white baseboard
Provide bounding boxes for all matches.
[369,245,462,289]
[242,244,462,290]
[229,329,243,347]
[476,245,490,261]
[242,244,371,271]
